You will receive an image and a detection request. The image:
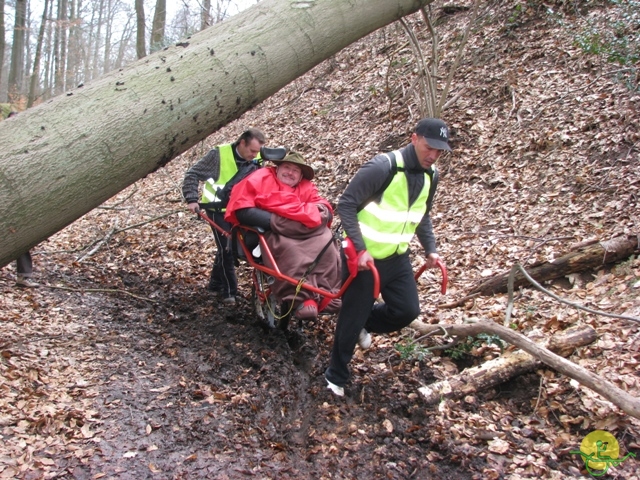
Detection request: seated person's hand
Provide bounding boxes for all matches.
[316,204,332,226]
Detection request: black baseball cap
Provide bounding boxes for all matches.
[414,118,451,151]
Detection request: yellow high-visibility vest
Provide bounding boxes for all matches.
[357,151,432,259]
[200,144,261,210]
[200,144,237,208]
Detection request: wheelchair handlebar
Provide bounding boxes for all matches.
[191,211,382,302]
[367,261,380,299]
[414,258,448,295]
[195,207,231,238]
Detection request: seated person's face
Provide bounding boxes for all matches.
[277,162,303,187]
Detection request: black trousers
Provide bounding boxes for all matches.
[16,252,33,277]
[207,211,237,297]
[326,251,420,387]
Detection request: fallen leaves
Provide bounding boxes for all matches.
[2,1,640,479]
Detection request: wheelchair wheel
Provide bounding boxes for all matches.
[252,270,277,328]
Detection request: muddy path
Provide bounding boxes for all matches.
[6,267,474,480]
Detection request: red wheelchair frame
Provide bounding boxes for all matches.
[197,209,446,329]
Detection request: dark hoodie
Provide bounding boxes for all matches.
[337,143,439,256]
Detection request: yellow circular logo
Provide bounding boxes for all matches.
[579,430,620,472]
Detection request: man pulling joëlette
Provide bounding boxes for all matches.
[325,118,451,397]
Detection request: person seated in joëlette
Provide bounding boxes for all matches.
[224,152,341,320]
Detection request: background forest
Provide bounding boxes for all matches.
[1,0,640,478]
[0,0,256,108]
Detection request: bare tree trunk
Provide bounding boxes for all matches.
[91,0,104,80]
[469,235,639,296]
[114,17,134,69]
[201,0,212,30]
[411,320,640,419]
[214,0,230,23]
[42,1,55,100]
[102,0,114,73]
[65,0,77,90]
[7,0,27,103]
[417,325,596,404]
[83,0,96,84]
[71,0,84,86]
[150,0,166,53]
[53,0,61,95]
[0,1,4,91]
[0,0,436,267]
[24,2,33,92]
[60,0,68,92]
[28,0,50,107]
[135,0,146,59]
[54,0,69,95]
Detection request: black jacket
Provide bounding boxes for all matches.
[337,143,439,255]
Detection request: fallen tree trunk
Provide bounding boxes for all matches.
[410,320,640,419]
[0,0,436,268]
[469,234,639,296]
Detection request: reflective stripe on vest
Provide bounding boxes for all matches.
[357,150,431,259]
[200,144,238,206]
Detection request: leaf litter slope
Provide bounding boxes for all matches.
[1,1,639,478]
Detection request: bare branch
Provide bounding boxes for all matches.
[436,0,482,114]
[411,320,640,419]
[510,263,640,324]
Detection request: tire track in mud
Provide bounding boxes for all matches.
[281,328,317,450]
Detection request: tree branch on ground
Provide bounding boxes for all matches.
[77,209,184,262]
[97,185,139,209]
[505,263,640,325]
[469,234,639,296]
[410,319,640,419]
[44,284,158,302]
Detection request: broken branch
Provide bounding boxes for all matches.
[411,320,640,419]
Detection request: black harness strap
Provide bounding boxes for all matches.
[302,223,342,277]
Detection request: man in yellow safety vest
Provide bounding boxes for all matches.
[325,118,451,396]
[182,128,265,304]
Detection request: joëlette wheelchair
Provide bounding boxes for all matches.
[194,147,447,330]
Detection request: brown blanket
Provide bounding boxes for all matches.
[264,206,341,313]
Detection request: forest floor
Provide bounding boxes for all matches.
[1,1,640,479]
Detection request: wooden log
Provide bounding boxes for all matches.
[416,324,595,405]
[469,234,639,296]
[418,350,539,404]
[411,320,640,419]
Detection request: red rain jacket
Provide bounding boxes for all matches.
[224,167,333,228]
